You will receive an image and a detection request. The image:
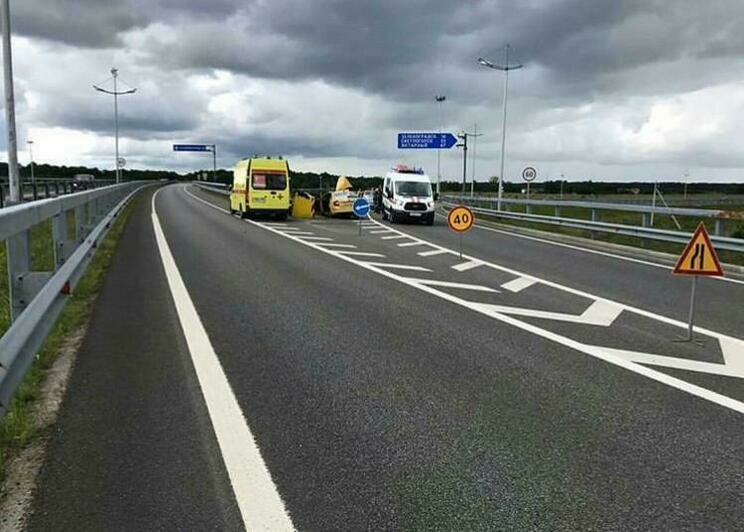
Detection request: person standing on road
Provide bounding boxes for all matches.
[373,187,382,214]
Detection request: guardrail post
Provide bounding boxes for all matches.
[75,204,89,242]
[31,182,37,201]
[52,208,76,268]
[641,213,649,227]
[555,206,561,217]
[7,231,31,320]
[714,219,725,236]
[590,209,599,239]
[526,201,533,214]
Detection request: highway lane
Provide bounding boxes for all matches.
[172,184,744,530]
[27,187,244,531]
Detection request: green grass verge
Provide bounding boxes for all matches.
[0,194,139,483]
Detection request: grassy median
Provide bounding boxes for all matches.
[0,194,139,483]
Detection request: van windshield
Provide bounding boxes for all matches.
[252,172,287,190]
[395,181,431,197]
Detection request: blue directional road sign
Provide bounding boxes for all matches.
[173,144,213,152]
[397,132,458,149]
[353,197,370,217]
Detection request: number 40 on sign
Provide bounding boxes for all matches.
[448,205,475,258]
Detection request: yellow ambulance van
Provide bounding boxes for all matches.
[230,156,291,219]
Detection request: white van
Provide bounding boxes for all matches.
[381,165,437,225]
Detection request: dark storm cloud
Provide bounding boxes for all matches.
[15,0,744,101]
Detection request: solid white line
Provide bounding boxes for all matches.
[405,278,499,292]
[362,262,432,272]
[452,260,483,272]
[315,243,357,248]
[381,235,407,240]
[336,251,386,257]
[153,188,293,530]
[501,276,539,293]
[418,249,449,257]
[281,231,315,236]
[398,241,426,247]
[296,236,334,241]
[370,229,393,234]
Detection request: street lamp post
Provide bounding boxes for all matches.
[1,0,20,202]
[435,95,446,195]
[478,44,523,211]
[94,68,136,184]
[26,139,34,185]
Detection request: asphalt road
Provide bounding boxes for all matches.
[26,184,744,531]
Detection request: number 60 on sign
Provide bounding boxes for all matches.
[447,205,475,232]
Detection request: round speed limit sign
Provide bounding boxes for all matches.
[447,205,475,232]
[522,166,537,182]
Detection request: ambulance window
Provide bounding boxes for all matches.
[252,174,266,189]
[252,173,287,190]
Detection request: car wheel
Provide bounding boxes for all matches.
[389,210,397,224]
[425,214,434,226]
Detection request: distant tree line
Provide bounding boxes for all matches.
[3,162,743,195]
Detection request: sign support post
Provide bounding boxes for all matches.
[685,276,697,341]
[672,222,724,342]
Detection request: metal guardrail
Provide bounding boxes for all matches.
[0,179,117,207]
[441,198,744,253]
[0,182,148,418]
[194,181,229,195]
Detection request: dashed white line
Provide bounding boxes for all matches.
[452,260,484,272]
[154,188,294,530]
[297,236,334,241]
[336,251,386,258]
[362,262,432,272]
[316,243,357,249]
[501,276,539,293]
[405,278,499,292]
[418,249,449,257]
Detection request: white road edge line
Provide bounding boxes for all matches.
[183,186,744,415]
[154,187,294,531]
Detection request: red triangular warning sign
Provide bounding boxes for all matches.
[673,222,724,276]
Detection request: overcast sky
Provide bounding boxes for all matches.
[5,0,744,181]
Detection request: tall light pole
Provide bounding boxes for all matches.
[94,68,136,184]
[26,139,33,184]
[1,0,20,202]
[456,129,482,196]
[478,44,523,211]
[470,123,483,197]
[435,95,446,195]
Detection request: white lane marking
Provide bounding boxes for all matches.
[501,276,539,293]
[263,223,288,227]
[381,235,407,240]
[154,188,294,530]
[453,214,744,287]
[316,243,357,249]
[297,236,334,241]
[599,346,744,378]
[418,249,449,257]
[471,299,623,326]
[398,241,426,247]
[281,230,315,236]
[363,262,432,272]
[452,260,483,272]
[405,278,499,293]
[370,229,393,234]
[185,187,744,414]
[336,251,386,258]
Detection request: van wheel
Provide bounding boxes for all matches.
[425,214,434,226]
[381,209,388,221]
[389,211,397,224]
[276,212,288,221]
